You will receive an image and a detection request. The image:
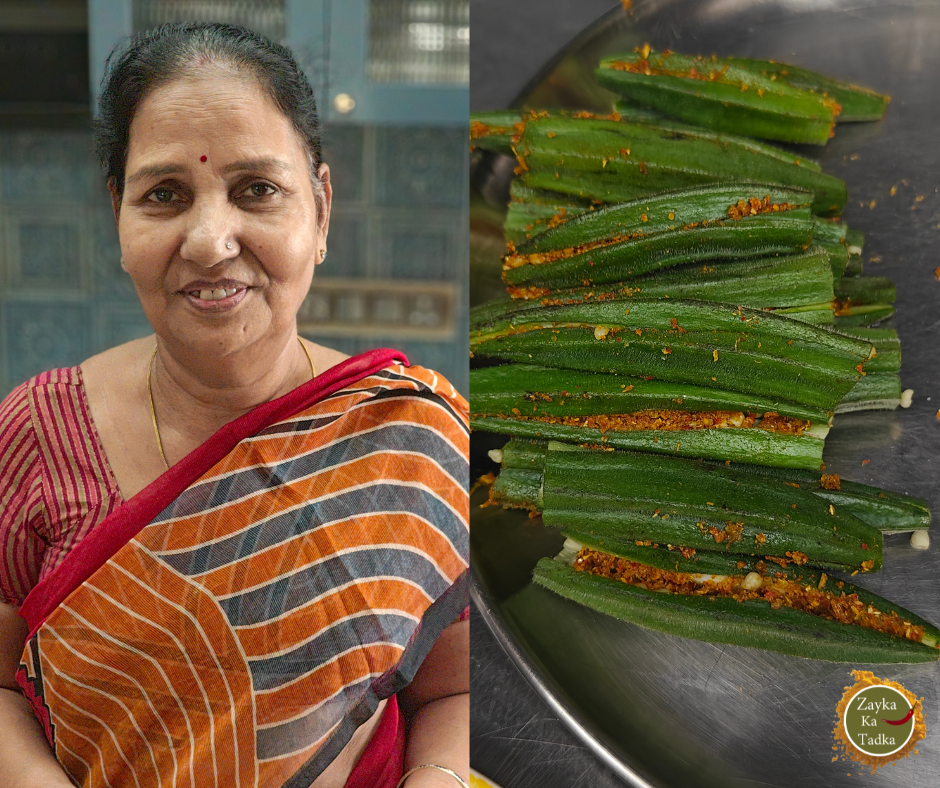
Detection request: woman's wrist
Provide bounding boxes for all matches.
[398,763,469,788]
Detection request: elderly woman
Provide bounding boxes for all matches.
[0,22,468,788]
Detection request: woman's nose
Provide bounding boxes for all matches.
[179,198,238,265]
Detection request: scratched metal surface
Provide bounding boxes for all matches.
[469,1,940,786]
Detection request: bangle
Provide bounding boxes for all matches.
[396,764,469,788]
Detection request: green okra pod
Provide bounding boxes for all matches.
[502,183,815,290]
[470,110,522,156]
[836,276,896,306]
[502,248,834,309]
[531,551,936,663]
[612,100,824,169]
[845,227,865,255]
[726,57,890,122]
[556,538,937,648]
[539,448,882,572]
[837,328,900,373]
[516,115,846,216]
[843,254,864,278]
[490,466,541,511]
[595,49,841,145]
[471,298,873,411]
[834,304,895,327]
[771,304,834,325]
[491,438,931,535]
[836,373,905,413]
[719,462,929,534]
[470,363,829,468]
[490,438,548,470]
[474,414,824,469]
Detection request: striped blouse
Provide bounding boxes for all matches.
[0,368,123,605]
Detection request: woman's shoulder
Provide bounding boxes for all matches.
[0,366,85,439]
[80,336,152,382]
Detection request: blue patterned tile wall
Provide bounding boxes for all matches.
[0,122,468,399]
[3,301,91,389]
[374,128,468,209]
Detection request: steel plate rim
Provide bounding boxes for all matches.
[470,569,661,788]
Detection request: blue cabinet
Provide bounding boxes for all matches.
[88,0,468,125]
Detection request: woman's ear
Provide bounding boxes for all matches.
[316,162,332,239]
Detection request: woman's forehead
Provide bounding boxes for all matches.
[126,70,305,166]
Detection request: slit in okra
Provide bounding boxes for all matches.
[529,538,937,663]
[470,363,831,469]
[471,298,873,412]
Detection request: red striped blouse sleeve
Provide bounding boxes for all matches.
[0,382,48,606]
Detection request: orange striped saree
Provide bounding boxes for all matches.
[15,349,469,788]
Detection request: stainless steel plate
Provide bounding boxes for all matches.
[470,2,940,785]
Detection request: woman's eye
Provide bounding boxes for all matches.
[148,187,178,204]
[244,182,276,199]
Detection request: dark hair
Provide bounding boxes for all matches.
[94,22,324,199]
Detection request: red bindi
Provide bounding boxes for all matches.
[200,155,208,162]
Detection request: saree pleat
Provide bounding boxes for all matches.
[17,352,469,788]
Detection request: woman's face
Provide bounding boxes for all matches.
[114,68,330,362]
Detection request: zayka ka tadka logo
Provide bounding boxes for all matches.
[833,671,926,772]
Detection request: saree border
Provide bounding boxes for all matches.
[282,569,470,788]
[20,347,408,636]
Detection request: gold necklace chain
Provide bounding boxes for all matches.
[148,337,316,470]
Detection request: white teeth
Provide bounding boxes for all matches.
[191,287,242,301]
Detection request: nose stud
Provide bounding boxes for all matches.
[226,242,233,250]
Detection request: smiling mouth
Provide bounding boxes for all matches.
[181,286,250,310]
[186,287,242,301]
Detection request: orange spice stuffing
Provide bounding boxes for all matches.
[833,671,926,772]
[470,472,496,496]
[507,285,551,300]
[502,230,647,269]
[546,208,568,229]
[469,120,494,140]
[820,473,841,491]
[758,412,808,435]
[573,547,928,645]
[727,195,797,220]
[487,409,808,435]
[708,521,744,545]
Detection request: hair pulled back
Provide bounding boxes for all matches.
[94,22,324,198]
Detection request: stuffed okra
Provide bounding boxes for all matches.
[532,539,937,663]
[471,363,830,469]
[501,184,815,290]
[471,298,873,411]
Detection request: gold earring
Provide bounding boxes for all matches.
[319,249,327,261]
